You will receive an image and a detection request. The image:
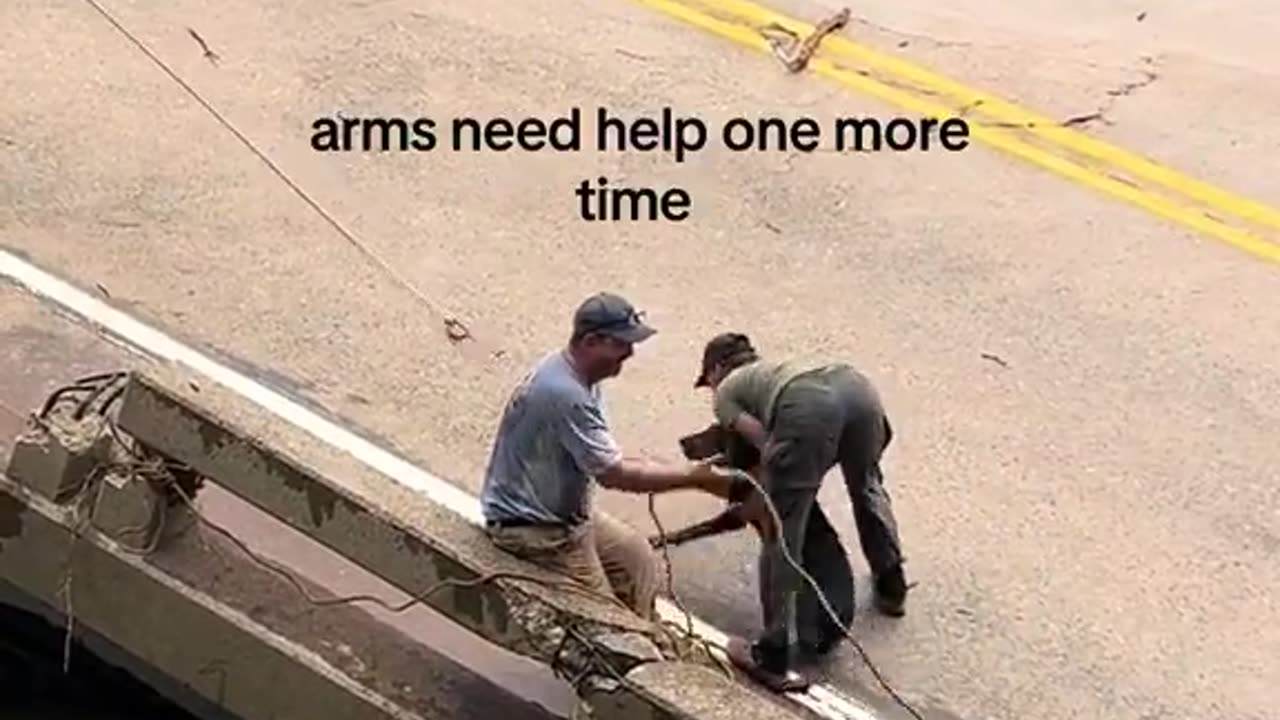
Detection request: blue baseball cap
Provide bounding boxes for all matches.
[573,292,657,343]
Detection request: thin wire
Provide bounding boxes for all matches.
[81,452,645,698]
[100,421,635,619]
[646,494,735,679]
[57,453,114,673]
[647,493,695,639]
[79,0,474,342]
[158,469,658,697]
[91,425,666,695]
[0,397,27,423]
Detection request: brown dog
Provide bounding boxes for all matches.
[650,424,777,548]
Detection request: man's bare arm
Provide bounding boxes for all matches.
[596,457,738,498]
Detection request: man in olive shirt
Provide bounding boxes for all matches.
[694,332,907,690]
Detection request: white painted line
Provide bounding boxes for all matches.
[0,248,882,720]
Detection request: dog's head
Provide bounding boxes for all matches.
[678,424,725,461]
[678,423,760,470]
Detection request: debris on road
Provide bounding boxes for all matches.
[186,27,221,66]
[444,317,472,342]
[980,352,1009,368]
[1061,112,1106,128]
[1059,55,1160,129]
[615,47,652,61]
[760,7,851,74]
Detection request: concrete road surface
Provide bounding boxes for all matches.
[3,0,1278,719]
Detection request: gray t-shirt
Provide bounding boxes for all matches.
[480,351,622,525]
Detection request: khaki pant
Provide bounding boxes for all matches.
[486,513,660,620]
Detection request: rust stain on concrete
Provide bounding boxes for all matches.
[398,529,512,633]
[134,384,369,530]
[435,552,490,632]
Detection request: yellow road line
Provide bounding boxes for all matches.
[632,0,1280,265]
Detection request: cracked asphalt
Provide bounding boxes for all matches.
[2,0,1278,719]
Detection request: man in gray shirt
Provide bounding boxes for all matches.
[481,292,746,620]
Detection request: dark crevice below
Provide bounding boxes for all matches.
[0,601,209,720]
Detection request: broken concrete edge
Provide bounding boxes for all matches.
[4,407,112,503]
[3,392,193,555]
[146,497,568,720]
[0,475,430,720]
[105,365,815,720]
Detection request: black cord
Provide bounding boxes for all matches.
[735,472,925,719]
[79,0,475,343]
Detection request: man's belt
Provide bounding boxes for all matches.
[485,517,573,529]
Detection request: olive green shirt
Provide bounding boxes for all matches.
[712,359,815,429]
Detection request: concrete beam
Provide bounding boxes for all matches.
[112,366,660,674]
[0,476,430,720]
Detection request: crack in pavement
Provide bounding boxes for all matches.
[958,56,1163,132]
[1064,55,1163,128]
[835,21,1165,132]
[850,15,994,51]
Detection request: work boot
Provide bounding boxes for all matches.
[873,565,908,617]
[725,636,810,693]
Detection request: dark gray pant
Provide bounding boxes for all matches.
[792,500,855,650]
[755,365,903,670]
